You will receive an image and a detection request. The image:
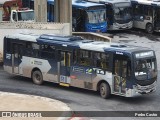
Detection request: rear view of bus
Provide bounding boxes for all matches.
[87,0,133,30]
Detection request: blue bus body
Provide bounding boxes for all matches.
[72,0,108,32]
[47,0,107,32]
[86,0,133,30]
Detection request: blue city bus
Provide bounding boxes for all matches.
[3,33,157,98]
[86,0,133,30]
[48,0,108,32]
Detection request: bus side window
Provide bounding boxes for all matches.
[13,44,18,58]
[6,39,11,53]
[78,50,91,66]
[101,53,109,69]
[133,4,144,20]
[25,42,33,57]
[93,52,109,70]
[73,50,78,64]
[93,52,101,67]
[41,45,55,59]
[32,43,40,58]
[144,6,152,16]
[25,42,40,58]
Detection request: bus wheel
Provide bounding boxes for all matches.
[146,23,153,34]
[32,70,43,85]
[99,82,111,99]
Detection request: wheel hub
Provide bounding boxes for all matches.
[35,74,40,81]
[101,86,106,95]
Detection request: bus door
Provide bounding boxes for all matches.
[153,7,160,28]
[12,43,23,74]
[105,4,114,26]
[57,50,71,86]
[113,54,129,95]
[73,8,85,31]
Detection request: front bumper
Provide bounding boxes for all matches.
[125,81,157,97]
[110,21,133,30]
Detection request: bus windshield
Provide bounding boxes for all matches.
[114,3,132,23]
[135,58,157,80]
[87,10,106,24]
[18,11,34,21]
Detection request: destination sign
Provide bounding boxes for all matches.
[135,51,154,58]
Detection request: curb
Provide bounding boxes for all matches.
[0,92,72,119]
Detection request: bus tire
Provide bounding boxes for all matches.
[32,70,43,85]
[146,23,153,34]
[99,82,111,99]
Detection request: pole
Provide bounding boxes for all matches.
[54,0,72,35]
[34,0,47,22]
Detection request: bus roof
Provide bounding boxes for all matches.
[47,0,105,7]
[87,0,131,4]
[72,0,105,8]
[131,0,160,6]
[5,33,151,54]
[5,33,39,42]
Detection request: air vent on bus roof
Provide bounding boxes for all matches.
[110,44,127,48]
[152,0,160,2]
[82,40,94,43]
[39,34,83,42]
[75,0,86,3]
[69,36,84,41]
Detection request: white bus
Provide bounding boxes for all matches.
[3,33,157,99]
[132,0,160,33]
[86,0,133,30]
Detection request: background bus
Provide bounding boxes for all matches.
[29,0,107,32]
[131,0,160,33]
[3,33,157,98]
[86,0,133,30]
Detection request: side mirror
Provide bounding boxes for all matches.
[12,12,17,21]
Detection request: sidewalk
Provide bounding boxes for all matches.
[0,92,72,120]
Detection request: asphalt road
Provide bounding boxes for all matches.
[0,67,159,120]
[0,30,160,120]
